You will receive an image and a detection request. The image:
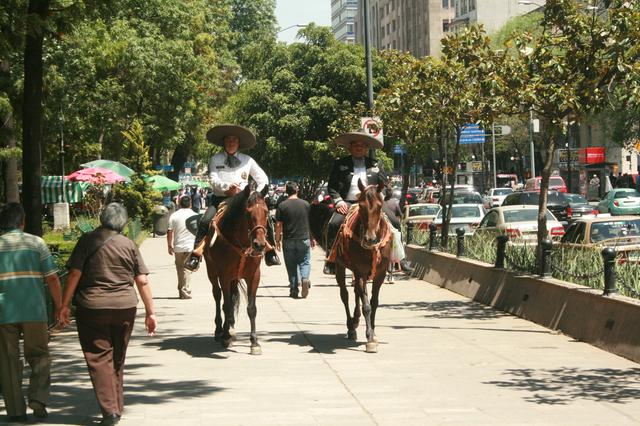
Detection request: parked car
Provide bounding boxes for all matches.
[420,187,441,203]
[483,187,514,209]
[524,176,568,193]
[405,187,423,205]
[433,204,485,235]
[402,203,441,230]
[474,205,565,243]
[560,217,640,262]
[564,193,599,221]
[597,188,640,215]
[502,190,571,226]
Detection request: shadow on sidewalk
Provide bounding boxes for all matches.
[143,334,229,359]
[485,367,640,405]
[267,331,361,355]
[381,300,509,321]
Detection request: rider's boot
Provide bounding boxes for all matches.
[265,216,281,266]
[185,239,206,272]
[323,224,339,275]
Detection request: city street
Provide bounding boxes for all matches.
[26,236,640,425]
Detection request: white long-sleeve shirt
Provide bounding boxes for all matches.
[208,151,269,197]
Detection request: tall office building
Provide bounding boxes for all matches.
[332,0,359,44]
[451,0,543,33]
[355,0,455,58]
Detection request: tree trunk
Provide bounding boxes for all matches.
[536,120,559,248]
[2,111,20,203]
[22,0,50,236]
[169,137,191,182]
[399,153,412,211]
[442,127,462,248]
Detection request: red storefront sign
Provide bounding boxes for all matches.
[579,147,606,164]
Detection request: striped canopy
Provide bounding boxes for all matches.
[41,176,89,204]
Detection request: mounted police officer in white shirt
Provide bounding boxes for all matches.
[185,124,281,271]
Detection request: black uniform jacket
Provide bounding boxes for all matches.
[327,156,388,204]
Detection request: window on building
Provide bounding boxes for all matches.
[387,23,390,35]
[386,4,390,14]
[392,0,396,10]
[469,0,476,11]
[442,0,449,8]
[347,23,354,34]
[381,25,385,37]
[392,40,397,50]
[443,20,451,32]
[392,19,396,32]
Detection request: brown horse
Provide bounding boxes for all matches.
[203,184,269,355]
[310,180,392,352]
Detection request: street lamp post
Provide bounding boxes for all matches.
[363,0,374,112]
[276,24,307,36]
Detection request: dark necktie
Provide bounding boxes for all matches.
[225,154,240,168]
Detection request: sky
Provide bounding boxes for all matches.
[275,0,332,44]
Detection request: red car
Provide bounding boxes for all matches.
[524,176,568,193]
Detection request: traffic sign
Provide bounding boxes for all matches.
[460,123,486,145]
[361,116,384,145]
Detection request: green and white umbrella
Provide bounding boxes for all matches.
[144,175,181,191]
[80,159,135,181]
[41,176,89,204]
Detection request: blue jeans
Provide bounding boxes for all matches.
[282,239,311,291]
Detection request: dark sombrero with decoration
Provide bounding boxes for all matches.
[206,124,256,150]
[335,129,383,150]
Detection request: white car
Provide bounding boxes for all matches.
[433,204,485,235]
[474,205,565,243]
[483,187,514,209]
[402,203,441,231]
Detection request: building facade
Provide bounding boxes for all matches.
[355,0,455,58]
[332,0,359,44]
[451,0,543,33]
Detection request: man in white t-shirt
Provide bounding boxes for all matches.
[167,195,200,299]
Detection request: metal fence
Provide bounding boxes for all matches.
[411,225,640,299]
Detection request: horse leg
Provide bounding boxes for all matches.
[247,268,261,355]
[352,284,361,330]
[221,285,235,349]
[357,274,377,353]
[370,273,385,344]
[228,280,240,341]
[212,279,223,341]
[337,265,356,340]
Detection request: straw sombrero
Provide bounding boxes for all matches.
[335,130,383,150]
[206,124,256,150]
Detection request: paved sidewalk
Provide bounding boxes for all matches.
[7,236,640,425]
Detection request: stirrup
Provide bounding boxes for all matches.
[184,253,201,272]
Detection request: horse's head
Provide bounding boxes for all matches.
[357,179,385,245]
[245,185,270,255]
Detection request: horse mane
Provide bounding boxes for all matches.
[219,190,264,230]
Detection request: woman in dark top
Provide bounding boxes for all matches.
[58,203,156,426]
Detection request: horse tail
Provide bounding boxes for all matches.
[232,279,248,317]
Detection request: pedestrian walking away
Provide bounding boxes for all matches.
[324,130,414,275]
[167,195,199,299]
[185,123,281,271]
[57,203,157,426]
[0,203,62,423]
[275,181,314,299]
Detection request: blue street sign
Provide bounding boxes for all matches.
[460,124,487,145]
[394,144,407,155]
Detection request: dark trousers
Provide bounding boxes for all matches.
[193,195,278,250]
[76,306,136,417]
[326,201,401,256]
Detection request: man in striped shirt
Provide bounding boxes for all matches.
[0,203,62,422]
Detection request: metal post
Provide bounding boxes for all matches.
[539,239,553,277]
[456,227,465,258]
[59,113,65,177]
[429,223,437,251]
[602,247,617,296]
[495,235,509,269]
[406,222,413,244]
[529,109,536,177]
[363,0,374,112]
[492,122,497,189]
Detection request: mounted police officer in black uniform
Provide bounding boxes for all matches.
[323,131,413,275]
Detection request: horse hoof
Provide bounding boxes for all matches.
[347,329,357,341]
[250,345,262,356]
[222,338,233,349]
[365,342,378,353]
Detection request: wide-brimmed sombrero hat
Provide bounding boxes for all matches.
[206,124,256,150]
[335,130,383,150]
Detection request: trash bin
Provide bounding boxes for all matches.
[152,205,169,237]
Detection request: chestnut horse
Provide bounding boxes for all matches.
[310,180,392,352]
[203,184,269,355]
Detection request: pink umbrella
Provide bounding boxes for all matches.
[66,167,125,184]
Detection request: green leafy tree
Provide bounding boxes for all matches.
[502,0,640,247]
